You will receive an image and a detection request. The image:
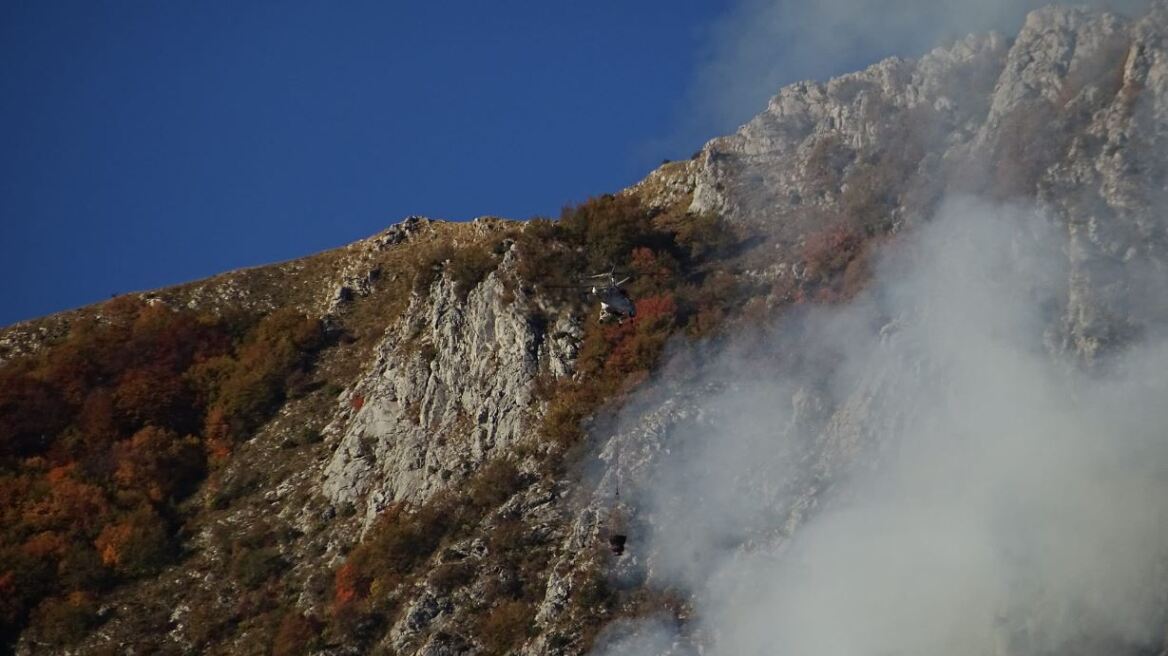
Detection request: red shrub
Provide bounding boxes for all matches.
[802,224,863,281]
[332,562,369,610]
[633,293,677,327]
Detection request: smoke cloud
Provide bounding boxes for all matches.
[591,198,1168,655]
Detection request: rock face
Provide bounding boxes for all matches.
[652,3,1168,365]
[322,247,578,529]
[686,31,1008,230]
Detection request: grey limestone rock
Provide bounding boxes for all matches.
[321,249,578,529]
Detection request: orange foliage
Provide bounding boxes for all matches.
[26,590,98,646]
[631,294,677,329]
[202,406,233,463]
[112,427,204,503]
[94,524,129,568]
[114,365,193,430]
[802,224,863,281]
[23,468,110,537]
[332,562,370,610]
[603,293,677,377]
[629,247,670,280]
[93,508,169,575]
[795,223,882,304]
[76,390,118,447]
[0,298,327,645]
[21,532,67,560]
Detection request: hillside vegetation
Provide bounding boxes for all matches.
[3,3,1167,653]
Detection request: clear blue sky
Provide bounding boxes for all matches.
[1,2,727,325]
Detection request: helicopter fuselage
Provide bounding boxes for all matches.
[595,285,635,320]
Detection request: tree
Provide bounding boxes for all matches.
[93,507,170,577]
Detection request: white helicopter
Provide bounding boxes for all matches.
[546,267,637,323]
[587,269,636,323]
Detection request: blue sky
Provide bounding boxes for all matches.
[2,2,739,325]
[1,0,1056,326]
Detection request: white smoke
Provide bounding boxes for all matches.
[591,198,1168,655]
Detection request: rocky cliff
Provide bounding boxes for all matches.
[5,2,1168,654]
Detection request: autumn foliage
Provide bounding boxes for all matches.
[0,299,325,647]
[513,195,749,456]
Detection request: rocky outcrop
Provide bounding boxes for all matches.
[687,31,1009,230]
[321,247,580,529]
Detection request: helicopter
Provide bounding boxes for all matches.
[544,267,638,323]
[587,270,636,324]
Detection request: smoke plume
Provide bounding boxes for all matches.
[591,198,1168,655]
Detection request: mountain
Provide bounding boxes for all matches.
[4,2,1168,654]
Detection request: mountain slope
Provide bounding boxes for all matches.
[4,2,1168,654]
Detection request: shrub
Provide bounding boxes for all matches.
[478,600,534,655]
[0,374,71,459]
[802,224,863,282]
[428,561,475,594]
[339,500,454,597]
[669,212,736,261]
[283,427,323,449]
[573,565,614,610]
[329,457,536,643]
[27,592,99,647]
[446,242,500,300]
[93,507,171,577]
[558,194,657,272]
[114,365,196,431]
[271,612,322,656]
[1057,37,1130,107]
[804,135,854,189]
[112,426,204,503]
[840,162,898,230]
[539,384,603,451]
[412,243,457,294]
[207,308,325,440]
[231,546,287,589]
[467,459,523,510]
[332,562,371,611]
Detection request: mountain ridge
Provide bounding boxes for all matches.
[5,2,1168,653]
